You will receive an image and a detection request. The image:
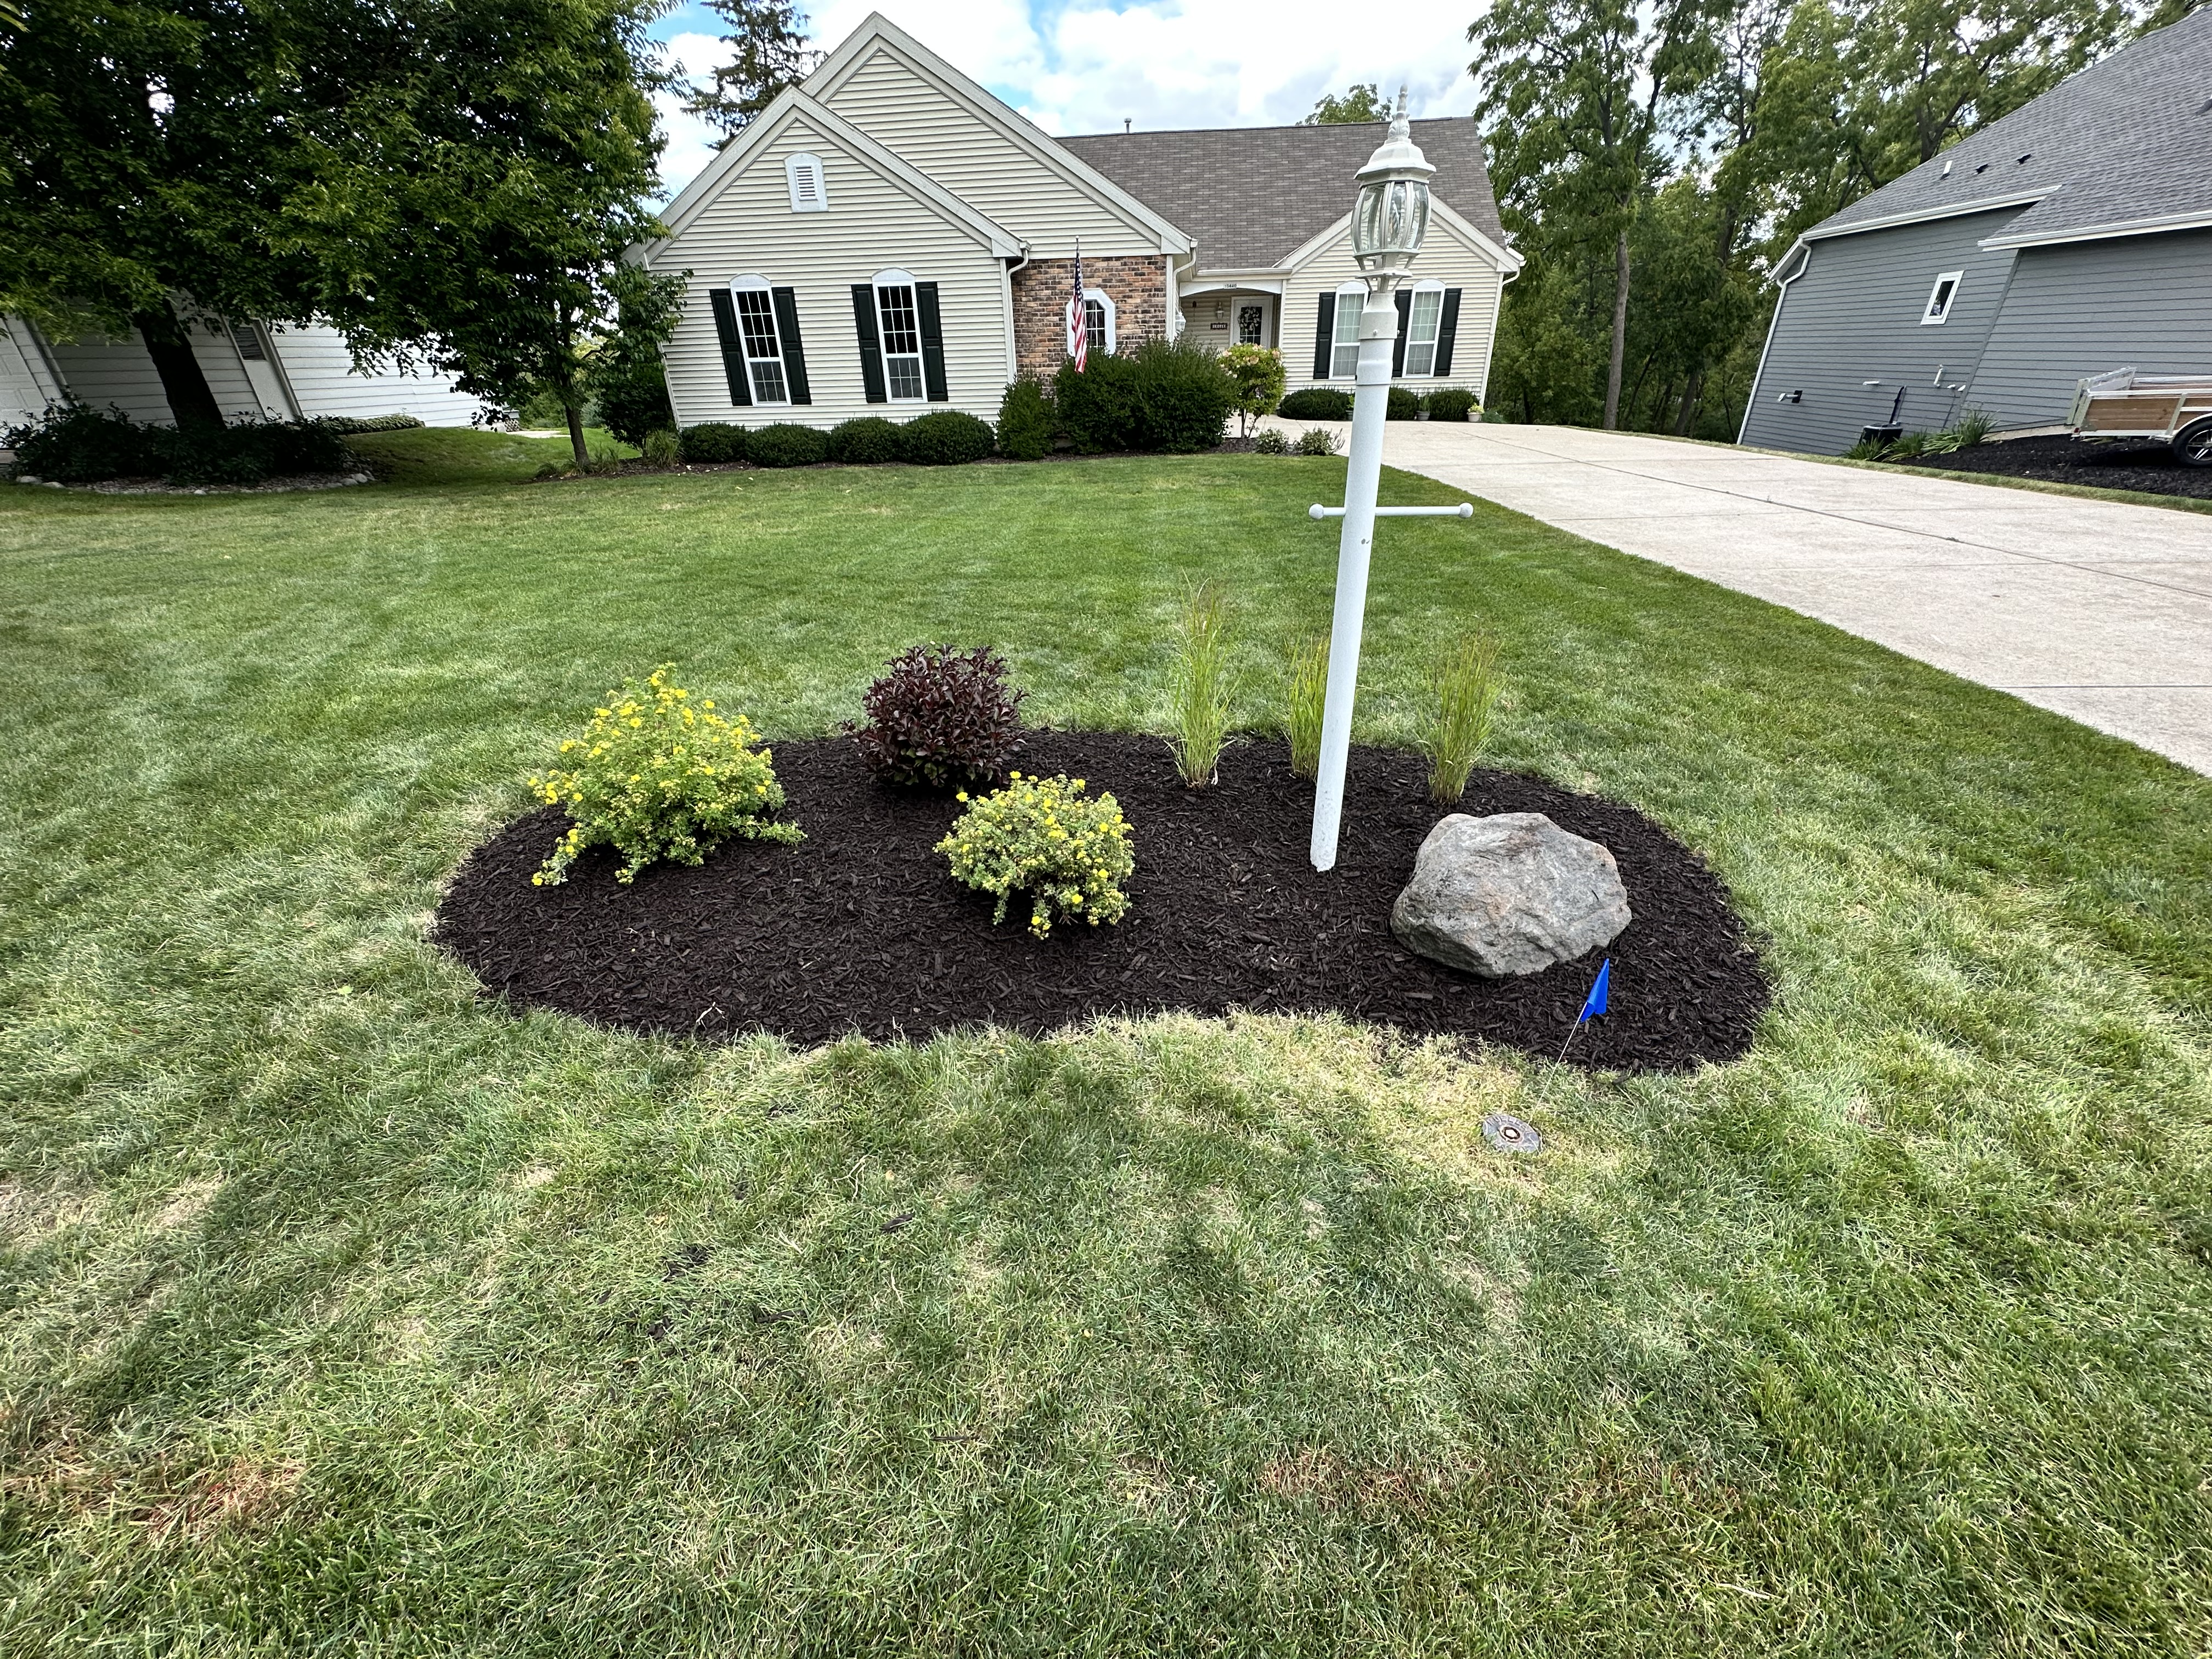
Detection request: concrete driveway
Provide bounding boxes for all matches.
[1273,419,2212,774]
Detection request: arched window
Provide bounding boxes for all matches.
[1329,281,1365,377]
[871,269,926,400]
[1065,287,1116,356]
[730,276,790,404]
[1403,280,1446,376]
[785,153,827,213]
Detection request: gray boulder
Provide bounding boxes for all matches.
[1390,812,1630,978]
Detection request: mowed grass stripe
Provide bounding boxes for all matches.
[0,435,2207,1655]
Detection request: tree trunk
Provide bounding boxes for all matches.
[1674,371,1704,436]
[566,399,589,469]
[1602,228,1630,431]
[134,308,225,429]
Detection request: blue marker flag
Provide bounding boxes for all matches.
[1560,958,1610,1062]
[1577,958,1611,1025]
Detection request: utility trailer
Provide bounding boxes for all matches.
[2067,368,2212,466]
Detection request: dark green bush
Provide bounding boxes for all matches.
[594,360,676,448]
[900,410,994,466]
[1055,339,1234,454]
[827,417,904,464]
[1054,351,1142,452]
[995,377,1055,460]
[1424,388,1476,422]
[1128,337,1234,453]
[678,423,747,464]
[746,424,829,467]
[7,405,154,481]
[6,404,353,485]
[1387,387,1423,421]
[315,413,425,435]
[1278,387,1352,421]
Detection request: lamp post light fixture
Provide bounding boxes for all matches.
[1307,87,1469,873]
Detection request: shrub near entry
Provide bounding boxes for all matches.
[995,376,1056,460]
[938,771,1135,938]
[849,645,1026,789]
[1387,387,1423,421]
[1277,387,1352,422]
[1425,388,1476,422]
[529,667,801,885]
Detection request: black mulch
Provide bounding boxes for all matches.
[1895,433,2212,501]
[433,732,1771,1071]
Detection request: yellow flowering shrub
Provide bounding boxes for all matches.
[528,666,801,885]
[936,771,1134,939]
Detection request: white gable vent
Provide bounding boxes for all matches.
[786,153,827,213]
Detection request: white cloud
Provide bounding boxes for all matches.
[648,1,1483,196]
[652,31,732,203]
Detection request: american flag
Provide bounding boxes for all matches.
[1069,242,1087,372]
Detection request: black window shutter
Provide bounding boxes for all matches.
[1391,289,1413,377]
[916,281,949,402]
[1434,289,1463,377]
[709,289,751,407]
[850,284,886,404]
[1312,291,1335,380]
[771,287,809,404]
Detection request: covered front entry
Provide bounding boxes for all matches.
[1182,289,1277,350]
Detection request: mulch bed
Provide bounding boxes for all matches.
[434,732,1770,1071]
[1895,433,2212,501]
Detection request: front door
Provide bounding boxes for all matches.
[1233,297,1272,349]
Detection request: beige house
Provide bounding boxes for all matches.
[644,13,1519,431]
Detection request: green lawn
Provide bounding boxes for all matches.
[3,433,2208,1655]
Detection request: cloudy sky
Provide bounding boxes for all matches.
[650,0,1485,198]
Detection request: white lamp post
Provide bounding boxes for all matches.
[1307,88,1468,872]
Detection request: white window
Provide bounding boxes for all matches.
[872,269,926,401]
[1921,270,1963,325]
[1403,282,1444,376]
[1064,287,1116,355]
[785,153,827,213]
[729,276,789,404]
[1330,283,1365,377]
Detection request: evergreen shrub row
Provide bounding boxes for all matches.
[5,404,355,485]
[1274,386,1478,422]
[675,410,995,468]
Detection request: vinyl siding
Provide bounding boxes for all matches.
[0,319,61,430]
[44,330,177,424]
[183,312,272,422]
[265,323,483,424]
[1278,222,1507,403]
[1741,207,2024,454]
[820,48,1161,258]
[1962,228,2212,430]
[657,113,1013,428]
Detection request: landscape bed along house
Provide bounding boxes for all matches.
[636,12,1519,435]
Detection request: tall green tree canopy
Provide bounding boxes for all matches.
[1474,0,2192,441]
[1302,82,1387,123]
[1,0,674,462]
[685,0,818,139]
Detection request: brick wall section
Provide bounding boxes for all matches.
[1009,256,1169,380]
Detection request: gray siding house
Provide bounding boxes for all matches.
[1742,7,2212,455]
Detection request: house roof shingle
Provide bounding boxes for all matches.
[1810,7,2212,247]
[1058,118,1505,273]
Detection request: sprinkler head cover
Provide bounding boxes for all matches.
[1481,1112,1542,1155]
